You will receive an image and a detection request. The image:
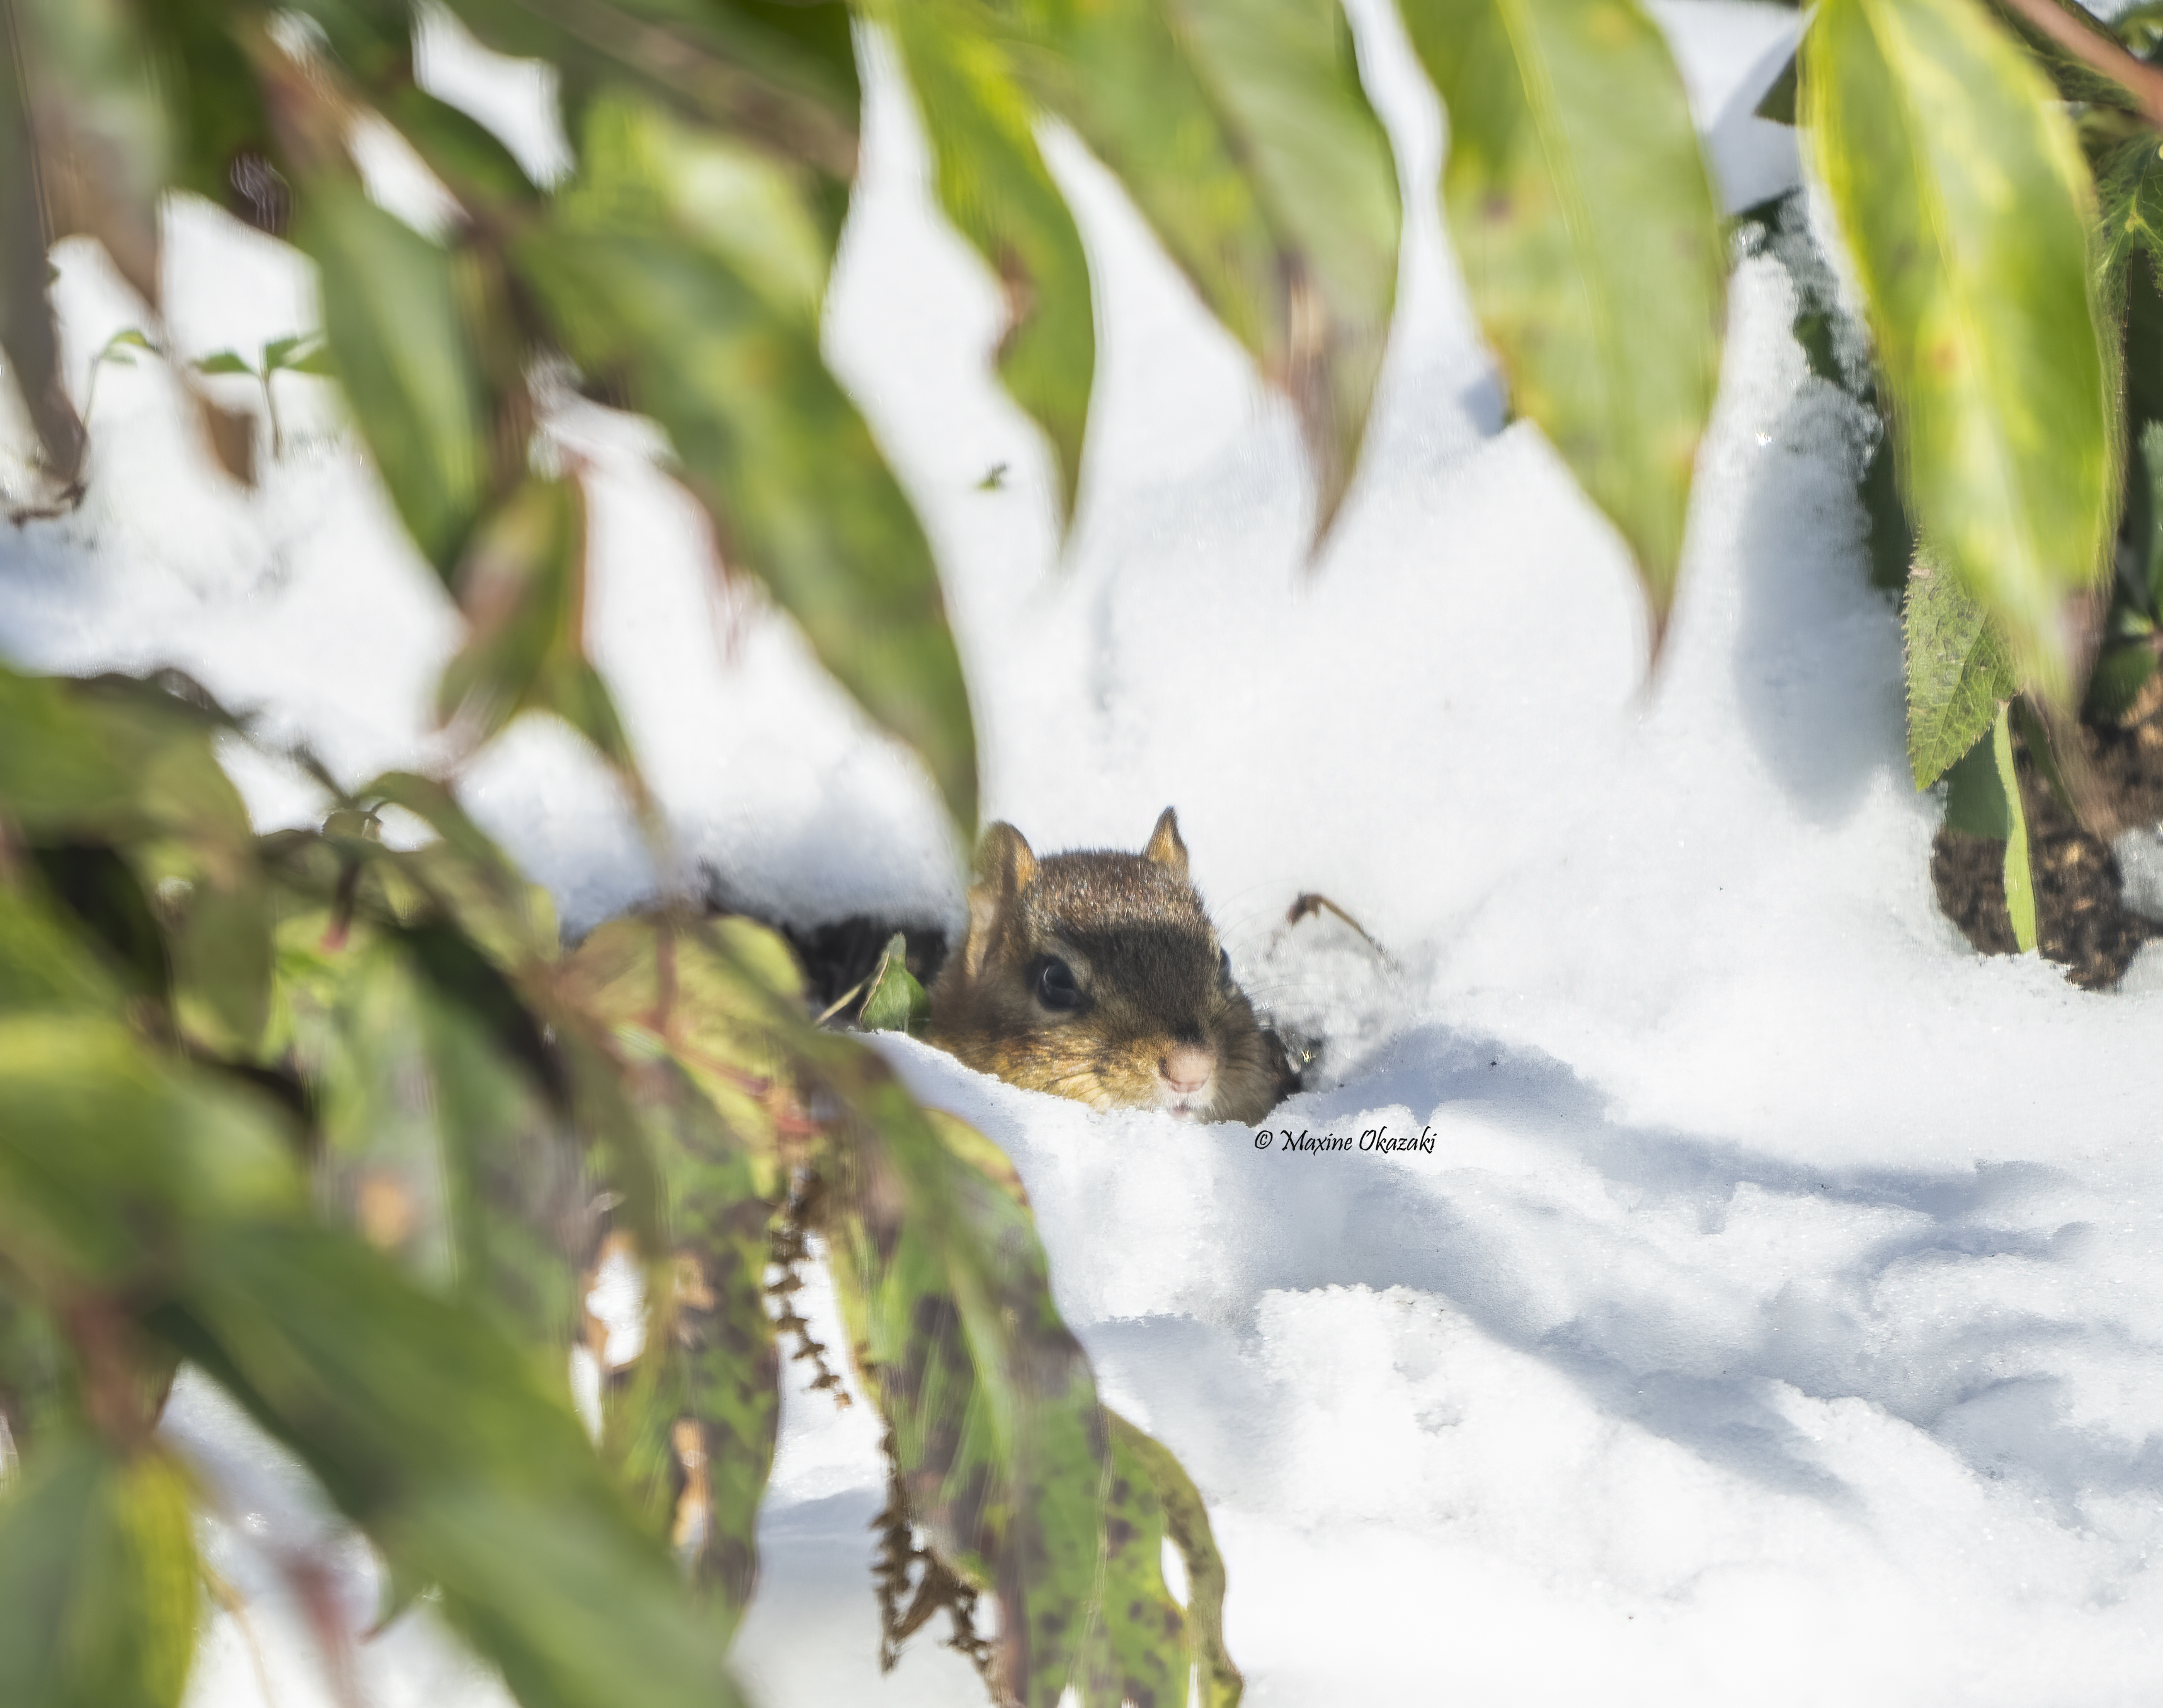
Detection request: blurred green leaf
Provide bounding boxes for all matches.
[1806,0,2115,700]
[0,1440,200,1708]
[165,1226,748,1708]
[437,477,644,796]
[295,178,488,583]
[0,40,84,486]
[1993,706,2036,951]
[884,1,1096,524]
[0,1016,297,1289]
[357,771,561,968]
[859,932,928,1035]
[1402,0,1725,647]
[382,84,544,207]
[132,0,278,225]
[605,1064,779,1629]
[517,167,978,827]
[1007,0,1400,538]
[13,0,169,305]
[26,844,171,1010]
[1904,554,2016,790]
[826,1101,1105,1708]
[0,882,118,1015]
[191,351,254,377]
[2085,638,2159,723]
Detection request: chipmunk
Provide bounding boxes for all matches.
[925,808,1296,1123]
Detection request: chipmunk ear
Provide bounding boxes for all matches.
[1143,807,1187,874]
[964,822,1036,979]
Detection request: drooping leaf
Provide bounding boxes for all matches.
[884,2,1096,523]
[1114,1416,1242,1708]
[824,1098,1109,1708]
[1805,0,2116,700]
[516,152,978,826]
[1904,553,2017,789]
[603,1062,780,1631]
[0,1440,201,1708]
[161,1226,749,1708]
[858,932,928,1035]
[1005,0,1401,539]
[1401,0,1725,648]
[1993,706,2037,952]
[294,178,488,582]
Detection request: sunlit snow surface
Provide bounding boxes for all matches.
[8,2,2163,1704]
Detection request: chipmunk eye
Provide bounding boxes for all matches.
[1034,956,1082,1013]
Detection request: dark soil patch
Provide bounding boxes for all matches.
[1932,709,2163,989]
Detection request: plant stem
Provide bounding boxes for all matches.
[1996,0,2163,130]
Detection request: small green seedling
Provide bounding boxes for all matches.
[193,333,337,460]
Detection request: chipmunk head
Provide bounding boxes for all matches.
[925,808,1288,1123]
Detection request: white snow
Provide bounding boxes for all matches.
[7,4,2163,1705]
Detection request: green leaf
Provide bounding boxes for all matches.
[294,178,488,583]
[382,85,544,208]
[1903,553,2016,789]
[1994,706,2036,952]
[436,477,645,798]
[355,771,561,969]
[516,166,978,828]
[1805,0,2116,700]
[825,1101,1109,1708]
[0,1440,201,1708]
[131,0,277,224]
[884,3,1096,523]
[0,882,119,1015]
[0,1016,298,1289]
[163,1226,749,1708]
[859,932,928,1035]
[1008,0,1401,538]
[1087,1413,1243,1708]
[1941,731,2011,837]
[604,1064,779,1631]
[1401,0,1726,647]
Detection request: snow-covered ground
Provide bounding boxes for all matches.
[9,3,2163,1704]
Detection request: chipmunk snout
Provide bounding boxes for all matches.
[1160,1044,1216,1095]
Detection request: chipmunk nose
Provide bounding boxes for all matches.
[1160,1044,1216,1095]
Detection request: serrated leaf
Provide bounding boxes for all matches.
[516,174,977,827]
[294,178,487,582]
[1008,0,1400,540]
[859,933,928,1035]
[884,3,1095,523]
[0,1440,201,1708]
[1402,0,1725,648]
[1994,706,2036,952]
[1805,0,2115,700]
[1904,554,2016,789]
